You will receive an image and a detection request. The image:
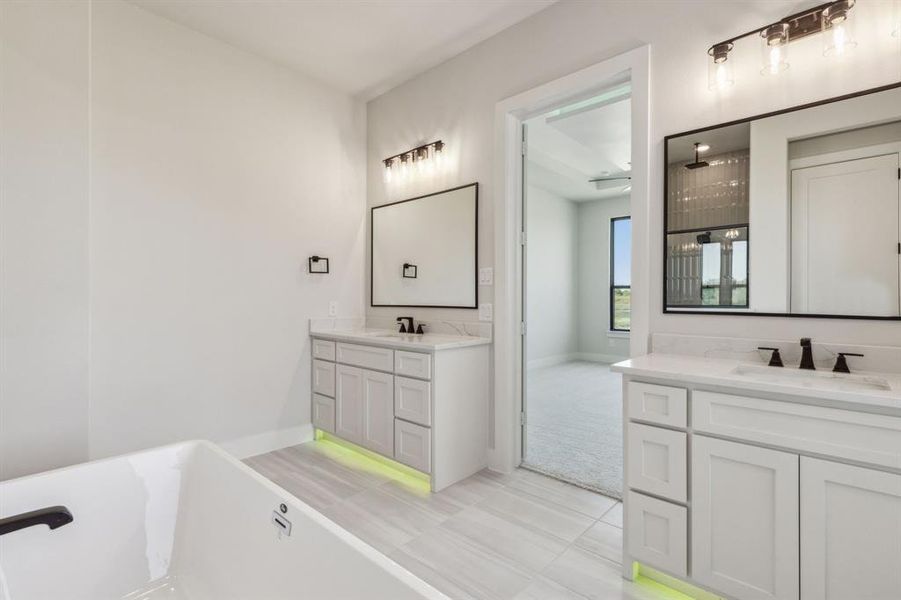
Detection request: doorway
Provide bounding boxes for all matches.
[520,86,632,498]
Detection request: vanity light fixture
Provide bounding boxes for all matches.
[707,0,861,91]
[383,141,445,183]
[761,23,790,75]
[707,42,735,91]
[822,0,857,56]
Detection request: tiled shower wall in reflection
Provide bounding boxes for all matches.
[666,150,750,232]
[666,150,750,307]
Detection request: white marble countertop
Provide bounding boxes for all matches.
[612,353,901,413]
[310,328,491,351]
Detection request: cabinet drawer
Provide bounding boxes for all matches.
[627,423,687,502]
[395,350,431,379]
[395,419,431,473]
[336,342,394,372]
[626,491,687,577]
[312,338,336,361]
[395,376,432,426]
[693,390,901,470]
[312,394,335,434]
[627,382,687,428]
[312,359,336,397]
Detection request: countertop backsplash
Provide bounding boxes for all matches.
[309,317,492,341]
[651,333,901,375]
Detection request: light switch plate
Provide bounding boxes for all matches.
[328,301,337,317]
[479,303,493,322]
[479,267,493,285]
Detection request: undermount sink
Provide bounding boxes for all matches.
[731,364,892,392]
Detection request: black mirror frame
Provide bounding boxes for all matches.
[370,182,479,309]
[662,81,901,321]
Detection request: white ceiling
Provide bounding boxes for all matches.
[526,90,632,202]
[128,0,556,100]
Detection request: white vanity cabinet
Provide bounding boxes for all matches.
[800,457,901,600]
[333,365,394,455]
[691,436,799,600]
[618,363,901,600]
[309,333,490,491]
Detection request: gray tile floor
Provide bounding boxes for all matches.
[246,441,668,600]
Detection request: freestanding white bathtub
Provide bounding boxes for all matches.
[0,441,448,600]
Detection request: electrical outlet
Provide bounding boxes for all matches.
[479,303,493,322]
[479,267,494,285]
[328,301,337,317]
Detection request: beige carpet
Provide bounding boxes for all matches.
[522,360,623,499]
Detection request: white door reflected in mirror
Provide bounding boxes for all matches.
[791,153,900,317]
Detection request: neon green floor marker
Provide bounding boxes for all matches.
[313,430,431,494]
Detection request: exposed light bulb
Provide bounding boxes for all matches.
[769,46,782,73]
[433,141,444,169]
[707,42,734,91]
[760,23,789,75]
[384,160,393,183]
[696,144,711,153]
[823,1,857,56]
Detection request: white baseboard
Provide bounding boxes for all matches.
[527,354,575,369]
[220,423,314,460]
[528,352,628,369]
[573,352,629,364]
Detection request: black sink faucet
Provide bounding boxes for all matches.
[833,352,864,374]
[0,506,73,537]
[396,316,414,333]
[799,338,815,370]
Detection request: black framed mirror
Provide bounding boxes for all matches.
[664,82,901,320]
[371,183,478,308]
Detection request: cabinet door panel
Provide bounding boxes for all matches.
[801,457,901,600]
[312,393,336,434]
[312,359,335,397]
[312,339,336,361]
[627,423,687,502]
[395,350,431,379]
[362,369,394,456]
[626,491,687,576]
[395,376,431,426]
[395,419,431,473]
[627,382,687,428]
[692,436,799,600]
[335,365,364,444]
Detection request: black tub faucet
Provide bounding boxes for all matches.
[0,506,73,537]
[397,316,414,333]
[799,338,815,370]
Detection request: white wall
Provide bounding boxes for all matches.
[577,196,631,361]
[365,0,901,457]
[0,0,366,479]
[525,186,578,366]
[0,1,91,480]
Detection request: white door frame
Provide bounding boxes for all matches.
[491,46,651,473]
